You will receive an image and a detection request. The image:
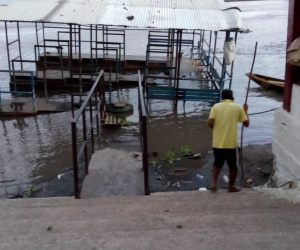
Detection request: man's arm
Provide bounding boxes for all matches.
[208,118,215,129]
[243,104,250,127]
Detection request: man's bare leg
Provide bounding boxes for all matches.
[211,166,221,192]
[228,169,241,192]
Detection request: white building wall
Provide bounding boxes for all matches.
[273,84,300,187]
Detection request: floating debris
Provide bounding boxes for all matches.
[247,179,253,188]
[57,174,64,180]
[174,169,187,174]
[189,153,202,159]
[132,152,139,157]
[223,175,229,183]
[196,174,204,179]
[162,181,171,191]
[172,181,180,188]
[202,164,209,169]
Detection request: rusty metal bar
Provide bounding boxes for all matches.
[16,22,23,70]
[89,94,95,154]
[82,110,89,174]
[71,121,80,199]
[70,24,74,117]
[4,21,11,72]
[138,71,150,195]
[175,30,183,108]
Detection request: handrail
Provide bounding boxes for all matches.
[71,70,105,199]
[138,70,150,195]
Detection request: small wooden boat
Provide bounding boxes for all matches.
[246,73,284,93]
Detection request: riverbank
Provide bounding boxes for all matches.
[149,143,273,192]
[4,143,273,198]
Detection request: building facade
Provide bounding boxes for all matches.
[273,0,300,186]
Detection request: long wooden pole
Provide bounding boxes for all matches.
[240,42,258,180]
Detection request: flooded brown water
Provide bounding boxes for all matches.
[0,0,287,197]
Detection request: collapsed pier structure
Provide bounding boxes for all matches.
[0,0,245,115]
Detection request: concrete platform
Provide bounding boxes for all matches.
[0,97,72,117]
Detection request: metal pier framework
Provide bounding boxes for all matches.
[1,21,241,111]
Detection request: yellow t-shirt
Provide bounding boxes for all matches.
[209,99,247,148]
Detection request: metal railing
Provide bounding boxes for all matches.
[138,70,150,195]
[71,70,105,199]
[0,70,36,111]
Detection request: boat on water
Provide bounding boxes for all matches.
[246,73,284,93]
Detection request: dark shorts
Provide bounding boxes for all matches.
[213,148,238,172]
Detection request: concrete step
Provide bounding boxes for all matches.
[1,210,299,237]
[0,191,291,209]
[0,198,297,221]
[0,230,299,250]
[0,190,299,249]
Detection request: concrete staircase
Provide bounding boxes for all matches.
[0,190,300,249]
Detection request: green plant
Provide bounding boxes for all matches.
[23,186,36,196]
[180,144,193,155]
[149,159,159,166]
[120,117,130,126]
[165,148,176,163]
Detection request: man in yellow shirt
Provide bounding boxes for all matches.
[207,89,249,192]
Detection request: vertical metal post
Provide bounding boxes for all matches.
[145,45,149,78]
[175,30,183,109]
[101,25,104,57]
[95,25,98,60]
[106,26,109,55]
[142,116,150,195]
[78,24,82,102]
[167,29,171,62]
[221,31,230,89]
[109,64,112,103]
[212,31,218,67]
[70,24,74,117]
[30,72,36,111]
[123,29,126,61]
[42,22,45,48]
[43,49,48,98]
[74,25,77,54]
[4,21,11,72]
[173,30,179,89]
[71,122,80,199]
[89,98,95,153]
[16,22,23,70]
[82,111,89,174]
[12,61,16,92]
[35,23,40,57]
[95,87,100,137]
[200,30,205,52]
[229,32,238,90]
[207,31,212,65]
[90,25,93,74]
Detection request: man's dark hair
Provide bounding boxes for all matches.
[221,89,234,100]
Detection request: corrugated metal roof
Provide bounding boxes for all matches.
[0,0,244,31]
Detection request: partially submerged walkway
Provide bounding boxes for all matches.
[0,97,72,116]
[80,148,144,198]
